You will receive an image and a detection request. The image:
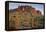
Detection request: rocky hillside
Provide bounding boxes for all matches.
[9,6,44,29]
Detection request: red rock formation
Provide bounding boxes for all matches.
[9,6,42,29]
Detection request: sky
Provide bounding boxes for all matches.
[9,2,44,15]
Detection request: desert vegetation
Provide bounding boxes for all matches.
[9,6,44,29]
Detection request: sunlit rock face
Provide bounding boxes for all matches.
[9,6,42,29]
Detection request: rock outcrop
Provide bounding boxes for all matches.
[9,6,42,29]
